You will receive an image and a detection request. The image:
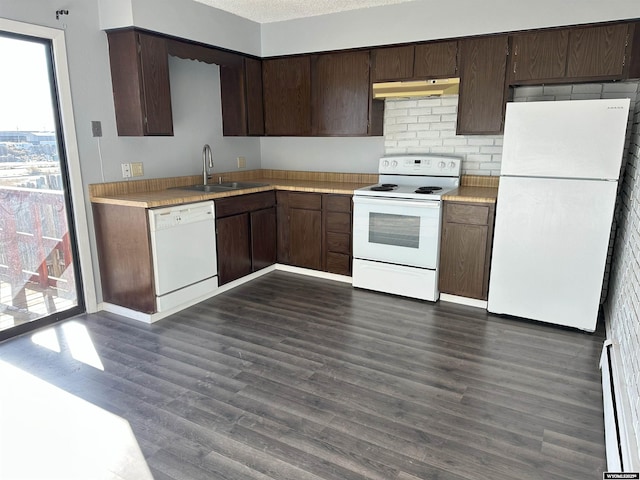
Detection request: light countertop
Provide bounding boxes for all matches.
[89,171,500,208]
[90,178,373,208]
[442,186,499,204]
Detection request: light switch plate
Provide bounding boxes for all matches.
[237,156,246,169]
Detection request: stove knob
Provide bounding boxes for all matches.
[449,161,457,169]
[382,160,389,167]
[391,160,398,168]
[438,161,446,169]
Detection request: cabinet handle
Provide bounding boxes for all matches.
[513,61,517,75]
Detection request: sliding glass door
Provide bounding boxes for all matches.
[0,32,84,339]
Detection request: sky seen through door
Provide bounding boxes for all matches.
[0,36,55,131]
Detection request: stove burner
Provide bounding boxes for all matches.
[413,186,444,194]
[370,183,397,192]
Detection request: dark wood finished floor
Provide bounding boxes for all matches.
[0,271,607,480]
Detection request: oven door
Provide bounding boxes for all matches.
[352,195,442,269]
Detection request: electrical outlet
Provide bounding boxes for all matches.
[121,163,131,178]
[237,156,246,169]
[91,121,102,137]
[131,162,144,177]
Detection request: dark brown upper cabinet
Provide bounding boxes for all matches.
[311,50,377,136]
[566,23,630,79]
[372,45,415,81]
[508,23,633,85]
[107,30,173,136]
[262,56,312,136]
[508,30,569,83]
[457,35,509,135]
[629,22,640,79]
[220,57,265,136]
[413,41,459,78]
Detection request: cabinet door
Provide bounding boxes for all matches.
[439,222,488,299]
[250,207,277,271]
[509,30,569,83]
[372,45,415,81]
[138,34,173,135]
[566,24,630,79]
[413,41,458,78]
[628,22,640,79]
[289,207,322,270]
[216,213,251,285]
[107,30,173,136]
[263,57,311,135]
[245,58,265,135]
[220,58,265,136]
[312,51,372,136]
[93,204,156,313]
[439,202,495,300]
[457,36,508,135]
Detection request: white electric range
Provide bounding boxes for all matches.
[352,155,462,301]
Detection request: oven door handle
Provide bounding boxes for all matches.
[353,196,440,209]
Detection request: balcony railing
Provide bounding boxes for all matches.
[0,186,76,327]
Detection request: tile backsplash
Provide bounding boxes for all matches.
[383,82,640,176]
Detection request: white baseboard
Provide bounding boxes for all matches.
[97,264,350,323]
[600,339,640,472]
[439,293,488,309]
[274,264,352,284]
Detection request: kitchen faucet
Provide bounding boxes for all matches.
[202,144,213,185]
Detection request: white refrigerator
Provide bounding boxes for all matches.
[487,98,630,332]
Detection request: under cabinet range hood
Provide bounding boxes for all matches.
[372,78,460,99]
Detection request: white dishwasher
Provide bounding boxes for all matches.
[148,201,218,312]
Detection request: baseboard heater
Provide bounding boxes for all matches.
[600,339,640,472]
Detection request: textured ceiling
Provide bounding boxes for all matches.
[193,0,419,23]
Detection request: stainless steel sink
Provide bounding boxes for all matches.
[217,181,269,189]
[172,181,269,193]
[174,184,234,193]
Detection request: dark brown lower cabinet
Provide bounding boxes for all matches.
[289,207,323,270]
[323,194,352,276]
[250,207,277,271]
[277,191,352,274]
[216,213,252,285]
[280,192,323,270]
[215,192,276,285]
[439,201,495,300]
[92,203,156,313]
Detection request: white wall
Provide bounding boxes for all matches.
[261,0,640,56]
[98,0,261,56]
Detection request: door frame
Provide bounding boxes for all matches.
[0,18,98,314]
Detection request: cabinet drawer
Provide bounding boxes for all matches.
[324,194,352,212]
[326,212,351,233]
[326,252,351,276]
[288,192,322,210]
[444,202,490,225]
[327,232,351,254]
[215,191,275,218]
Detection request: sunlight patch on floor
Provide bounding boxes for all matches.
[0,360,152,480]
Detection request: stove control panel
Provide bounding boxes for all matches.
[379,155,461,177]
